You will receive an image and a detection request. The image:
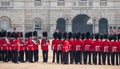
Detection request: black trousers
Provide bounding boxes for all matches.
[111,52,119,65]
[83,51,91,64]
[25,50,29,62]
[62,52,68,64]
[12,50,18,63]
[57,50,62,63]
[0,50,2,61]
[75,51,82,64]
[69,51,74,64]
[102,52,110,65]
[42,50,48,62]
[93,52,102,65]
[52,50,57,62]
[2,50,8,62]
[19,50,24,62]
[8,50,12,61]
[34,50,39,62]
[28,50,34,62]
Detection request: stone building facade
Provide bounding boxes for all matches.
[0,0,120,37]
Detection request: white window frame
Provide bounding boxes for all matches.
[0,0,13,8]
[34,0,42,6]
[100,0,107,6]
[57,0,65,6]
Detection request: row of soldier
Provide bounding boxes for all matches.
[51,32,120,65]
[0,31,120,65]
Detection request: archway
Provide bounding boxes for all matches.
[72,14,93,33]
[99,18,108,34]
[56,18,66,33]
[0,16,11,31]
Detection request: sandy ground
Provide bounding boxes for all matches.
[0,40,120,69]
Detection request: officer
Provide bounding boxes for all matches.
[41,32,50,62]
[93,33,102,65]
[83,32,92,65]
[19,32,25,62]
[102,34,111,65]
[51,32,58,63]
[27,32,34,63]
[56,32,63,63]
[111,35,119,65]
[62,32,69,64]
[1,31,9,62]
[74,32,83,64]
[33,31,40,62]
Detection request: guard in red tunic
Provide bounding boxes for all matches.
[83,32,93,64]
[33,31,40,62]
[93,34,102,65]
[62,32,69,64]
[51,32,58,63]
[19,32,25,62]
[102,34,111,65]
[12,32,19,63]
[1,31,9,62]
[25,32,29,62]
[68,32,74,64]
[27,32,34,63]
[56,32,63,63]
[74,32,84,64]
[111,35,119,65]
[41,32,50,62]
[0,32,2,61]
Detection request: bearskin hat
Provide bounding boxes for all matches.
[58,32,62,39]
[20,32,23,37]
[29,32,32,37]
[104,34,108,39]
[2,31,7,37]
[113,35,117,40]
[53,32,58,39]
[95,33,99,40]
[82,33,85,40]
[0,32,2,37]
[7,32,11,37]
[76,32,80,39]
[118,34,120,39]
[63,32,68,39]
[33,31,37,37]
[73,32,76,39]
[100,35,104,40]
[68,32,72,39]
[42,32,48,37]
[86,32,90,39]
[25,32,28,38]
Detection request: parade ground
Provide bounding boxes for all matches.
[0,40,120,69]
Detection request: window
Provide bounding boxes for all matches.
[0,0,13,8]
[34,0,42,6]
[100,0,107,6]
[35,20,42,30]
[57,0,65,6]
[73,0,76,6]
[78,0,87,6]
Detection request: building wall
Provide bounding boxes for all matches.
[0,0,120,37]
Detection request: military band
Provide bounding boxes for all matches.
[0,30,120,65]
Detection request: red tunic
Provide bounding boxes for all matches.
[19,39,25,51]
[41,38,50,51]
[1,38,9,51]
[51,39,58,50]
[74,39,84,51]
[102,39,111,52]
[93,39,102,52]
[84,39,93,51]
[56,39,63,51]
[12,39,19,50]
[110,40,119,52]
[68,39,74,51]
[33,39,40,50]
[27,39,34,51]
[62,40,69,52]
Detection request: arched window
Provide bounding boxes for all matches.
[0,16,11,31]
[34,18,42,30]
